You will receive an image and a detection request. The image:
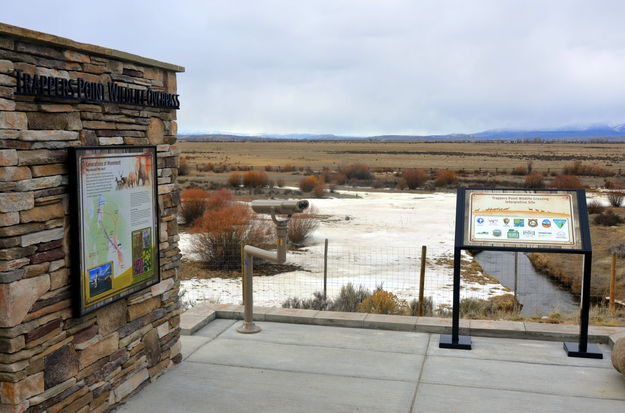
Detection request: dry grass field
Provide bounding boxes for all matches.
[178,140,625,172]
[178,140,625,189]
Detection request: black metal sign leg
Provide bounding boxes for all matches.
[440,247,472,350]
[563,252,602,359]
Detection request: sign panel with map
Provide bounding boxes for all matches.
[70,146,159,315]
[461,189,585,251]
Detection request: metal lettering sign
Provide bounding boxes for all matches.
[14,69,180,109]
[70,146,160,315]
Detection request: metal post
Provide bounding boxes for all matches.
[418,245,427,316]
[440,188,471,350]
[237,252,261,334]
[610,253,617,312]
[563,251,602,358]
[513,251,519,311]
[323,238,328,299]
[439,247,471,349]
[237,212,292,334]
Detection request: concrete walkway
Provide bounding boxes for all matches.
[118,320,625,412]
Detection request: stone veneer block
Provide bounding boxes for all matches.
[0,274,50,327]
[0,192,33,213]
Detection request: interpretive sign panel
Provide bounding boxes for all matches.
[70,146,159,315]
[462,189,584,251]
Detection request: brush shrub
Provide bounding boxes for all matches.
[434,169,459,187]
[180,188,210,225]
[563,161,614,177]
[331,283,372,312]
[339,163,372,180]
[178,157,190,176]
[551,174,583,189]
[594,210,624,226]
[227,172,242,187]
[299,176,319,192]
[191,191,273,270]
[242,171,269,188]
[282,292,331,310]
[287,207,319,246]
[357,289,406,315]
[402,168,428,189]
[586,199,605,214]
[607,192,625,207]
[408,297,434,316]
[523,173,545,188]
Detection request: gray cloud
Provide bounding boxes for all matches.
[4,0,625,135]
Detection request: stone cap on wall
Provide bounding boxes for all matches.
[0,22,185,73]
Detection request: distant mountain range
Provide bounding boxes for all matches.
[179,124,625,142]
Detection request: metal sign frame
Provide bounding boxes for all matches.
[440,187,602,359]
[69,146,160,316]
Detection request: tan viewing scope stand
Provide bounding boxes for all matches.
[237,200,309,334]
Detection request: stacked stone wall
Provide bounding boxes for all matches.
[0,24,182,413]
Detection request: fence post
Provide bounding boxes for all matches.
[323,239,328,299]
[418,245,427,316]
[610,253,617,312]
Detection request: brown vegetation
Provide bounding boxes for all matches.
[551,174,584,189]
[191,192,273,270]
[180,188,210,225]
[523,173,545,188]
[402,168,428,189]
[434,169,458,187]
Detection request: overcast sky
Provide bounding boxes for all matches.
[4,1,625,135]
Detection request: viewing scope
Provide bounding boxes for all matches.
[251,200,309,215]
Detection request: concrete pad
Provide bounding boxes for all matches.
[194,319,236,339]
[180,335,213,361]
[313,311,366,328]
[363,314,418,331]
[188,337,424,382]
[265,308,319,324]
[413,383,625,413]
[220,321,429,354]
[421,355,625,399]
[427,335,613,368]
[469,319,525,338]
[416,316,469,334]
[119,362,416,413]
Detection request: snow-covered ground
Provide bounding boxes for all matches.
[180,190,512,309]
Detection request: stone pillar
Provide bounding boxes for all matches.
[0,23,183,413]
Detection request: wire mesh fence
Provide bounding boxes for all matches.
[181,238,594,319]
